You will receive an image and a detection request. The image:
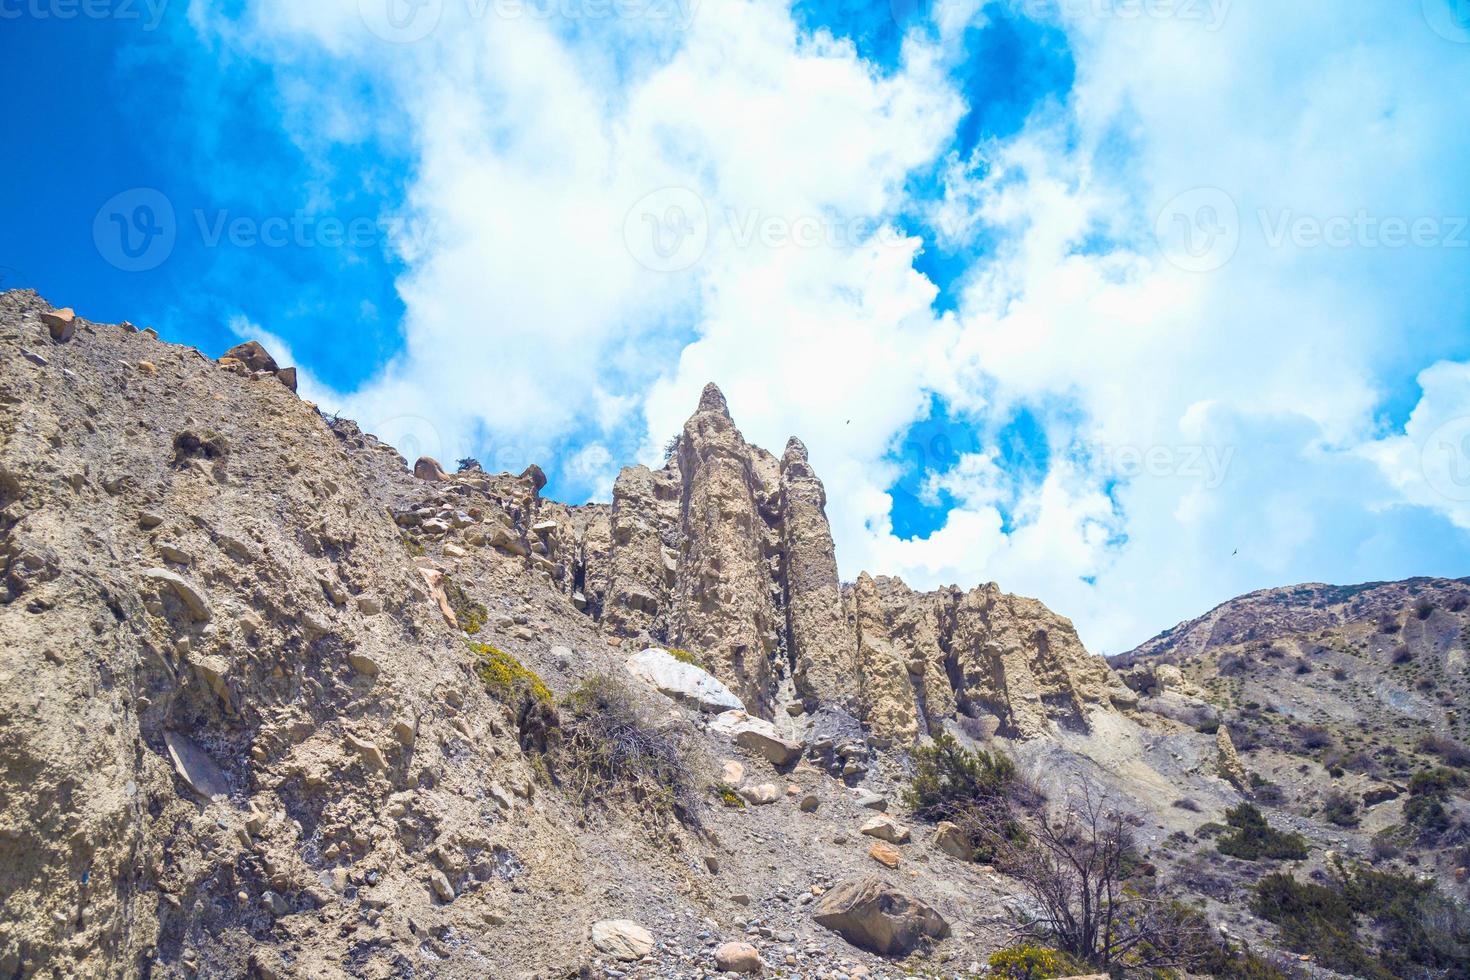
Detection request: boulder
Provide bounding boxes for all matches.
[489,525,528,557]
[275,366,298,392]
[739,783,780,805]
[41,307,75,341]
[713,941,763,974]
[813,876,950,955]
[222,340,279,373]
[414,456,449,482]
[933,822,970,859]
[868,840,901,868]
[590,919,653,961]
[710,711,802,767]
[417,567,459,629]
[860,815,911,844]
[624,648,744,714]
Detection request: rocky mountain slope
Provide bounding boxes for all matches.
[1,289,1466,980]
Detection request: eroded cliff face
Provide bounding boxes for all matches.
[558,383,1134,741]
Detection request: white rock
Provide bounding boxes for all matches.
[860,815,912,844]
[591,919,654,961]
[625,649,745,714]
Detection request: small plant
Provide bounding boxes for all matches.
[986,944,1088,979]
[470,642,553,706]
[456,457,482,472]
[1253,863,1470,979]
[664,647,703,669]
[1215,803,1309,861]
[1322,789,1360,828]
[1419,734,1470,769]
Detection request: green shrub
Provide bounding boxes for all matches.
[1404,767,1462,839]
[1253,864,1470,979]
[470,642,552,706]
[1215,803,1308,861]
[555,673,702,828]
[986,944,1089,980]
[903,732,1018,821]
[1322,789,1360,828]
[664,647,703,668]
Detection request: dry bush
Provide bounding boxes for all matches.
[979,781,1218,973]
[552,673,704,829]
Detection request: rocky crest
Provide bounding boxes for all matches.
[528,382,1135,743]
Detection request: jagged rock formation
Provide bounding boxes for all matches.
[551,383,1134,741]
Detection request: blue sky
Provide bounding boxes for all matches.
[4,0,1470,652]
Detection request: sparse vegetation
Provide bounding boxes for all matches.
[903,732,1019,821]
[664,647,703,669]
[470,642,552,706]
[1253,863,1470,979]
[1322,789,1360,828]
[1419,734,1470,770]
[979,785,1227,974]
[1215,803,1309,861]
[554,673,702,828]
[986,944,1088,979]
[456,456,482,472]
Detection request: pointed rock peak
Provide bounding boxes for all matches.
[697,382,730,417]
[783,437,808,462]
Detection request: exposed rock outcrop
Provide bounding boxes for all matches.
[550,383,1132,740]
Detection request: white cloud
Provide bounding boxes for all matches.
[197,0,1470,653]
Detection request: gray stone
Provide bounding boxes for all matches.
[625,648,745,714]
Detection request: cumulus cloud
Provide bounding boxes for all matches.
[191,0,1470,652]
